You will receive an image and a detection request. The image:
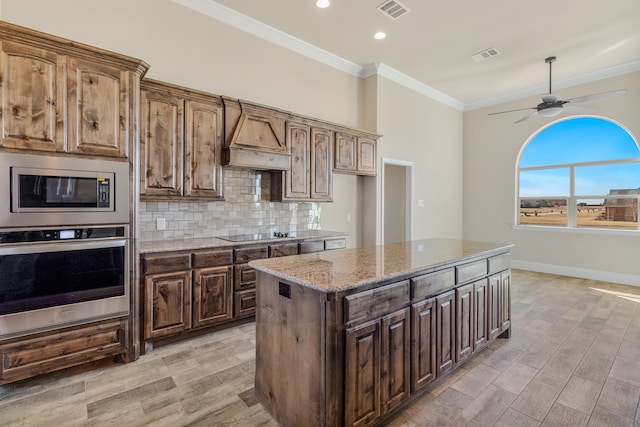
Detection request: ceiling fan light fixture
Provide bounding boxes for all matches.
[538,106,563,117]
[315,0,330,8]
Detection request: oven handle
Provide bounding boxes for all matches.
[0,238,127,255]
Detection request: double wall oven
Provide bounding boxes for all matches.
[0,153,130,339]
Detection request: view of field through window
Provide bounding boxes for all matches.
[518,117,640,230]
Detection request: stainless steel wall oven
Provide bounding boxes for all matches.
[0,153,130,339]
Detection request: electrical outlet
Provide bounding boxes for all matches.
[417,199,425,207]
[157,218,166,230]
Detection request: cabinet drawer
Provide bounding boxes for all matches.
[269,243,298,258]
[234,289,256,318]
[1,320,126,383]
[324,238,346,251]
[193,249,233,268]
[299,240,324,254]
[143,253,191,274]
[234,263,256,290]
[456,260,487,284]
[411,268,455,301]
[345,280,410,325]
[488,253,510,274]
[234,246,268,263]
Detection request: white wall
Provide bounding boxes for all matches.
[464,71,640,284]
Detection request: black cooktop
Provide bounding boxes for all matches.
[218,232,296,242]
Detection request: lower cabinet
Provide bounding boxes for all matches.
[455,282,474,363]
[193,265,233,328]
[144,270,192,339]
[410,298,436,392]
[345,307,410,427]
[435,290,455,375]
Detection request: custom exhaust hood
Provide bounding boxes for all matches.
[222,97,291,170]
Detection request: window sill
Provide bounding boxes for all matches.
[512,224,639,236]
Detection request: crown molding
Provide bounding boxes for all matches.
[464,59,640,112]
[173,0,638,115]
[172,0,362,76]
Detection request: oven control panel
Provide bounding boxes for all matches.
[0,226,125,244]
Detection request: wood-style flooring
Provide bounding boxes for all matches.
[1,270,639,426]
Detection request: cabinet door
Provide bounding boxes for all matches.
[234,288,256,318]
[436,290,455,375]
[500,270,511,333]
[334,132,357,172]
[193,265,233,328]
[380,308,410,415]
[144,270,192,339]
[234,263,256,290]
[284,121,311,199]
[67,58,128,157]
[345,320,380,427]
[456,283,474,362]
[0,41,64,152]
[357,137,377,175]
[474,279,489,350]
[488,274,501,340]
[411,298,436,392]
[184,99,224,198]
[140,88,184,197]
[310,127,333,200]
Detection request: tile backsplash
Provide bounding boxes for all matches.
[139,169,322,242]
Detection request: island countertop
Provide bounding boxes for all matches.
[249,238,514,293]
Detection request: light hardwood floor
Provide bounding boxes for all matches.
[1,270,639,426]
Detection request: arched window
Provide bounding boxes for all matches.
[518,117,640,231]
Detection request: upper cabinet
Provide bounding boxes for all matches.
[270,121,333,202]
[0,21,148,158]
[335,132,378,176]
[140,79,224,200]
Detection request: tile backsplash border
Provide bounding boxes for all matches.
[139,169,322,242]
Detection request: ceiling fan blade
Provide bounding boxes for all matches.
[514,110,539,124]
[562,105,593,115]
[565,89,628,104]
[488,107,536,116]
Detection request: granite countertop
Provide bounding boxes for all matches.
[139,230,348,254]
[249,238,514,293]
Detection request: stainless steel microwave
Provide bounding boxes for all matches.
[0,152,129,227]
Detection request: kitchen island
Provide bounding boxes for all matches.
[250,238,514,427]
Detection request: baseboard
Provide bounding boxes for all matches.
[512,260,640,287]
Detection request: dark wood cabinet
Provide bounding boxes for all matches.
[334,132,378,176]
[193,265,233,328]
[488,273,502,340]
[500,270,512,334]
[0,21,147,158]
[144,270,192,339]
[345,319,381,427]
[140,79,223,200]
[455,283,474,363]
[474,279,489,350]
[411,298,436,392]
[271,122,333,202]
[380,307,410,415]
[0,41,63,152]
[436,290,455,375]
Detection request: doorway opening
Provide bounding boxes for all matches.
[381,158,413,244]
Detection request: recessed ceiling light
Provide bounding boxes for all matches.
[374,32,386,40]
[315,0,330,8]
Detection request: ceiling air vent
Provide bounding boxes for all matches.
[471,47,501,62]
[377,0,410,20]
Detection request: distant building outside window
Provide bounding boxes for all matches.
[517,117,640,231]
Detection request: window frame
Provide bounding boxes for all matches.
[515,117,640,233]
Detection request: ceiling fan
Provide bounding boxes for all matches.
[489,56,629,123]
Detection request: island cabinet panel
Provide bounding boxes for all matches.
[0,41,64,152]
[410,298,436,392]
[144,270,192,339]
[474,279,489,350]
[252,242,512,427]
[255,273,328,427]
[193,265,233,328]
[455,283,474,363]
[345,320,381,427]
[380,308,411,416]
[436,290,455,375]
